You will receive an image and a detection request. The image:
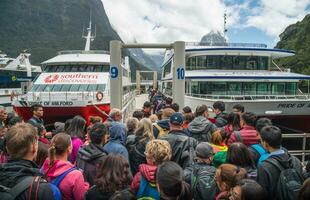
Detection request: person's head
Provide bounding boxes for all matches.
[211,128,227,146]
[145,139,171,165]
[31,104,44,118]
[226,143,255,168]
[195,142,215,164]
[48,133,72,167]
[0,106,8,122]
[149,114,158,123]
[35,142,49,168]
[169,112,184,130]
[182,106,192,114]
[89,116,102,125]
[132,110,144,121]
[95,155,132,193]
[143,101,152,113]
[232,104,245,115]
[183,112,194,124]
[5,123,38,160]
[33,123,45,137]
[255,117,272,133]
[195,105,209,118]
[229,179,267,200]
[227,112,241,130]
[165,97,173,105]
[156,161,192,200]
[64,118,72,132]
[135,118,154,142]
[66,115,86,139]
[171,103,180,112]
[299,178,310,200]
[215,164,247,192]
[7,116,23,128]
[126,117,139,134]
[109,108,123,121]
[240,112,257,128]
[109,189,136,200]
[162,108,175,119]
[89,122,109,145]
[260,125,282,152]
[213,101,225,114]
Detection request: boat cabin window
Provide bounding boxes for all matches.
[43,65,110,72]
[162,60,172,77]
[186,55,269,70]
[30,84,106,92]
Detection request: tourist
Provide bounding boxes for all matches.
[182,112,194,129]
[76,123,109,186]
[126,117,139,137]
[161,112,197,168]
[153,108,175,138]
[163,97,173,109]
[184,142,218,200]
[229,179,267,200]
[213,101,228,127]
[171,102,180,112]
[42,133,89,200]
[0,106,8,127]
[132,110,144,121]
[156,161,192,200]
[232,104,245,115]
[28,104,45,131]
[131,140,172,199]
[84,155,133,200]
[0,123,57,199]
[188,105,217,142]
[7,115,23,128]
[142,101,152,118]
[109,108,123,122]
[223,112,241,143]
[182,106,192,114]
[211,129,228,168]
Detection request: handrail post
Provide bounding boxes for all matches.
[302,133,306,163]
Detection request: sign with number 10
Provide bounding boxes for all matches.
[176,67,185,80]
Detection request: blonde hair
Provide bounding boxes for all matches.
[135,118,154,142]
[162,108,175,119]
[145,139,172,165]
[149,114,158,123]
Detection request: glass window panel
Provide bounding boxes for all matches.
[206,56,219,69]
[285,82,296,95]
[37,84,47,91]
[56,66,64,72]
[102,65,110,72]
[61,84,71,91]
[257,83,271,95]
[246,57,258,70]
[272,83,285,95]
[199,82,209,94]
[71,66,78,72]
[88,84,97,91]
[52,84,62,91]
[227,82,242,95]
[70,84,80,91]
[43,85,54,92]
[243,82,257,95]
[221,56,233,69]
[31,84,40,91]
[97,84,106,91]
[78,84,88,91]
[258,57,269,70]
[191,81,199,95]
[210,82,226,95]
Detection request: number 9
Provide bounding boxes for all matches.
[110,66,118,78]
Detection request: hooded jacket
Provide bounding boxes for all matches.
[127,135,148,176]
[257,151,303,200]
[214,112,228,128]
[0,159,56,200]
[42,159,89,200]
[188,116,217,142]
[76,143,108,186]
[104,122,128,160]
[152,119,170,138]
[131,163,157,192]
[227,125,259,147]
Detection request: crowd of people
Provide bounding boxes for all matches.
[0,90,309,200]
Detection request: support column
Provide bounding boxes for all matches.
[110,40,123,109]
[172,41,185,109]
[136,70,141,94]
[153,72,157,90]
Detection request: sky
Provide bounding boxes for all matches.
[101,0,310,51]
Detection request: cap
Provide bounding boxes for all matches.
[195,142,214,159]
[169,112,184,125]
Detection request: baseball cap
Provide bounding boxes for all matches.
[195,142,214,159]
[169,112,184,125]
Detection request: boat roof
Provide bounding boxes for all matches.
[163,70,310,81]
[42,50,110,65]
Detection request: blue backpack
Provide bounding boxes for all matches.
[137,175,160,200]
[250,144,270,166]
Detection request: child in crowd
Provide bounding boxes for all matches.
[211,128,228,168]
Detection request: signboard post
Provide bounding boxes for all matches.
[172,41,185,109]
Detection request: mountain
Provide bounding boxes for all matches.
[200,31,227,44]
[0,0,153,79]
[275,14,310,75]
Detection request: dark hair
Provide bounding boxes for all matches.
[156,161,192,200]
[241,112,257,127]
[109,189,136,200]
[66,115,86,139]
[183,113,194,123]
[95,155,132,193]
[213,101,225,112]
[182,106,192,114]
[7,116,23,127]
[227,112,241,130]
[255,117,272,133]
[165,97,173,105]
[132,110,144,120]
[171,103,180,112]
[143,101,152,108]
[260,125,282,149]
[31,104,43,112]
[36,141,49,167]
[48,133,71,167]
[64,118,72,132]
[299,178,310,200]
[236,179,267,200]
[89,122,108,144]
[216,164,247,190]
[195,105,208,116]
[233,104,245,113]
[227,143,255,168]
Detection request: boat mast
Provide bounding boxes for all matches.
[83,12,96,51]
[223,10,228,40]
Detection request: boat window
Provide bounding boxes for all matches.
[206,56,220,69]
[285,82,296,95]
[257,83,271,95]
[30,84,40,92]
[211,82,227,95]
[56,66,65,72]
[78,84,88,91]
[37,84,47,92]
[70,84,80,91]
[163,61,172,77]
[227,82,242,95]
[52,84,62,91]
[88,84,97,91]
[243,82,257,95]
[61,84,71,91]
[272,83,285,95]
[258,57,268,70]
[191,81,199,95]
[198,82,209,95]
[196,56,205,70]
[97,84,106,91]
[43,85,54,92]
[221,56,234,70]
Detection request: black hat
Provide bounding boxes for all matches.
[195,142,214,159]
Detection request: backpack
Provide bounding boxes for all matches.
[266,157,304,200]
[246,167,258,180]
[190,167,217,200]
[153,123,169,138]
[234,131,243,142]
[250,144,270,166]
[137,175,160,200]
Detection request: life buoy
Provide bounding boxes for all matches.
[96,91,104,101]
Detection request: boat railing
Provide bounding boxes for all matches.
[186,93,310,101]
[282,133,310,164]
[186,42,268,48]
[58,50,110,55]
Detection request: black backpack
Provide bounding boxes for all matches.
[266,157,304,200]
[190,166,217,200]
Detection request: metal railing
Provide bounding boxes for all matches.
[186,42,267,48]
[282,133,310,164]
[58,50,110,55]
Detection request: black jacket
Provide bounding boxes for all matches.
[161,130,198,168]
[257,152,303,200]
[214,113,228,128]
[126,135,147,176]
[76,143,108,186]
[0,159,56,200]
[85,185,133,200]
[28,116,44,128]
[188,116,217,142]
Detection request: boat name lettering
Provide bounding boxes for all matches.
[60,74,98,79]
[277,103,307,109]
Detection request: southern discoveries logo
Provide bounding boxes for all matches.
[44,74,59,83]
[43,73,98,84]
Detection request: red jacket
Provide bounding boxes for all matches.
[131,163,157,192]
[227,125,259,147]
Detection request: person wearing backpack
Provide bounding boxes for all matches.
[131,139,172,199]
[75,122,109,186]
[257,125,304,200]
[42,133,89,200]
[152,108,175,138]
[0,123,57,200]
[184,142,218,200]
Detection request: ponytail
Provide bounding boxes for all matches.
[211,129,223,145]
[178,181,192,200]
[48,145,56,167]
[47,133,71,167]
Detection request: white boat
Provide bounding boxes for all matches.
[160,42,310,132]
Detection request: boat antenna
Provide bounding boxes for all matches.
[83,10,96,51]
[223,10,228,39]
